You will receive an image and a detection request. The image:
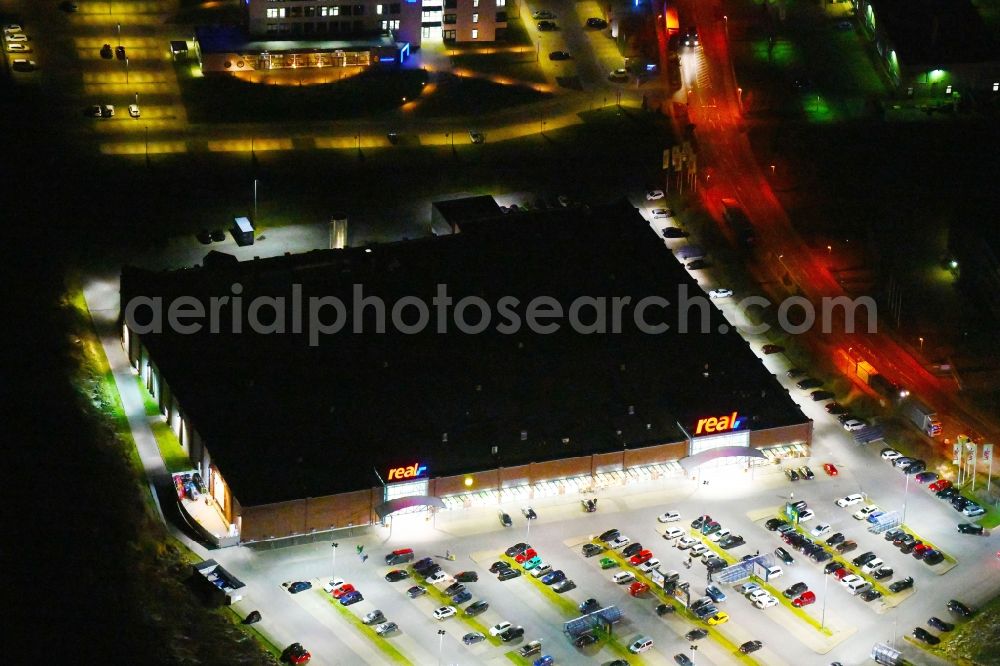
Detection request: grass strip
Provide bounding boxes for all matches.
[406,566,502,646]
[222,606,284,660]
[782,515,894,600]
[692,527,833,637]
[321,591,413,665]
[501,554,648,664]
[594,541,761,665]
[893,524,957,565]
[149,419,194,473]
[925,592,1000,665]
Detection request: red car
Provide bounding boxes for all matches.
[514,548,538,563]
[823,463,838,476]
[630,550,654,565]
[282,643,311,665]
[331,583,356,598]
[833,568,849,581]
[913,543,932,557]
[629,581,650,597]
[929,479,952,493]
[792,591,816,607]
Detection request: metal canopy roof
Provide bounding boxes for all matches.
[680,446,766,473]
[375,495,445,520]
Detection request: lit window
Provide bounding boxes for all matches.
[473,0,479,6]
[472,28,478,38]
[945,85,952,95]
[377,3,383,13]
[993,82,999,92]
[472,12,478,22]
[496,0,503,6]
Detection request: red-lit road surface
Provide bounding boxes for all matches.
[668,0,999,445]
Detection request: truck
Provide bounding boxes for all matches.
[902,398,942,437]
[720,198,755,248]
[868,373,901,402]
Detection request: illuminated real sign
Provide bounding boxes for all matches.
[387,462,428,482]
[694,412,744,436]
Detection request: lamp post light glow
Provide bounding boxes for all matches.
[464,476,473,487]
[331,541,339,580]
[437,629,446,666]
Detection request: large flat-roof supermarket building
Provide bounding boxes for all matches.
[120,200,811,545]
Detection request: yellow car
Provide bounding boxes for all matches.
[706,612,729,626]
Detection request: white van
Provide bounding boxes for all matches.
[764,565,784,580]
[613,571,635,584]
[628,636,654,654]
[846,578,871,595]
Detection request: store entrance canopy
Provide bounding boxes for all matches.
[679,446,766,473]
[375,495,445,520]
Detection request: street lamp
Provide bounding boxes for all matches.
[331,542,339,580]
[437,629,446,666]
[125,57,129,84]
[901,471,911,523]
[919,337,924,351]
[117,22,121,47]
[820,568,829,629]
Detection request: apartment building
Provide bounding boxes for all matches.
[245,0,509,45]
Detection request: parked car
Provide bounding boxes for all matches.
[793,591,816,607]
[518,640,542,657]
[796,377,821,388]
[705,584,726,602]
[853,505,880,520]
[521,506,537,520]
[889,577,915,593]
[622,542,643,558]
[610,536,632,550]
[375,622,398,636]
[286,581,312,594]
[929,617,954,632]
[658,511,681,523]
[782,582,808,598]
[861,588,883,602]
[407,585,427,598]
[433,606,457,620]
[384,569,409,582]
[505,543,531,557]
[656,602,676,616]
[363,609,385,625]
[536,20,557,30]
[541,570,566,585]
[462,631,486,645]
[826,532,846,546]
[498,626,525,642]
[340,591,363,606]
[739,640,763,654]
[515,548,538,563]
[852,552,878,567]
[913,627,940,645]
[872,566,894,580]
[775,547,795,565]
[582,543,605,557]
[281,643,311,665]
[600,557,618,569]
[947,599,973,617]
[599,528,620,542]
[553,579,576,593]
[489,621,512,636]
[454,571,479,582]
[663,527,684,540]
[824,463,839,476]
[498,511,513,527]
[498,568,521,581]
[824,561,845,574]
[811,523,832,538]
[923,550,944,565]
[465,600,489,616]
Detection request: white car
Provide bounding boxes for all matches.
[689,544,709,557]
[737,582,761,595]
[651,208,673,219]
[797,509,816,522]
[3,23,23,33]
[5,33,27,42]
[609,536,632,550]
[709,288,733,299]
[746,588,770,602]
[433,606,457,620]
[612,571,635,584]
[853,505,880,520]
[881,449,901,461]
[322,578,346,593]
[677,535,698,549]
[128,103,140,118]
[840,574,864,588]
[862,558,884,574]
[639,559,661,574]
[657,511,681,523]
[708,529,730,543]
[531,563,552,578]
[427,570,449,584]
[11,58,37,71]
[843,419,866,431]
[6,43,28,52]
[488,621,512,637]
[753,594,778,609]
[836,493,864,507]
[646,189,665,200]
[663,527,684,540]
[811,523,832,537]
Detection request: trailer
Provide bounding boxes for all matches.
[902,398,942,437]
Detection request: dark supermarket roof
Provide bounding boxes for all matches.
[868,0,997,65]
[194,25,397,55]
[121,200,808,505]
